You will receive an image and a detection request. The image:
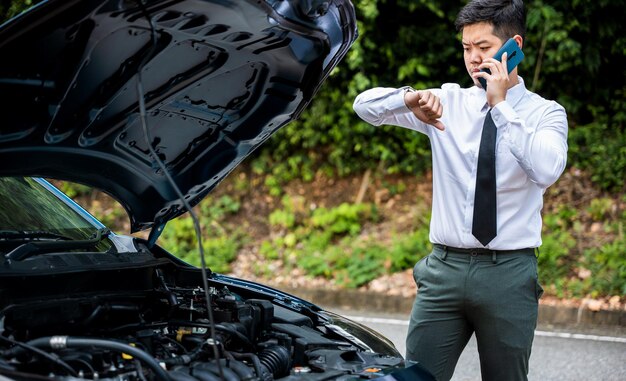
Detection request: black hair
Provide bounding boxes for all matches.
[455,0,526,41]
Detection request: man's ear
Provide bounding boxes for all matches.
[513,34,523,49]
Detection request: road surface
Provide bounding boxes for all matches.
[328,308,626,381]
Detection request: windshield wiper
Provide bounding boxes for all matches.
[0,230,74,241]
[4,228,110,262]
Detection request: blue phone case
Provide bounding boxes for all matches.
[478,38,524,90]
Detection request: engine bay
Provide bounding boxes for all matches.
[0,254,403,381]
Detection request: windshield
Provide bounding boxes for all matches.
[0,177,111,250]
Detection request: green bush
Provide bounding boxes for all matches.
[568,123,626,193]
[158,216,243,273]
[262,199,431,288]
[310,203,378,235]
[56,182,92,199]
[539,202,626,298]
[335,244,388,288]
[309,227,431,288]
[538,212,577,296]
[582,236,626,297]
[157,195,242,273]
[387,228,432,272]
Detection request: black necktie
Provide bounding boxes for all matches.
[472,109,497,246]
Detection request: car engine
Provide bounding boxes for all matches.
[0,256,404,381]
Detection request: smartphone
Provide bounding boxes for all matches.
[478,37,524,90]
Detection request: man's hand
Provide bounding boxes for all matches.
[473,52,509,107]
[404,90,445,131]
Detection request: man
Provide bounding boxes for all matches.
[353,1,568,380]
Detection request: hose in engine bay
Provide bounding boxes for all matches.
[4,336,174,381]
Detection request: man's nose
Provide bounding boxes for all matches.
[470,50,483,64]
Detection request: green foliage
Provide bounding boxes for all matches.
[262,199,430,288]
[581,235,626,297]
[0,0,35,22]
[199,195,240,221]
[301,226,431,288]
[251,152,317,196]
[568,123,626,192]
[539,202,626,298]
[334,244,388,288]
[268,198,376,238]
[587,197,614,221]
[551,231,626,299]
[524,0,626,125]
[158,217,241,273]
[386,228,432,272]
[538,210,578,295]
[47,180,129,228]
[251,0,626,193]
[56,182,92,199]
[268,195,309,229]
[310,203,378,235]
[269,209,296,230]
[158,195,242,273]
[92,205,127,228]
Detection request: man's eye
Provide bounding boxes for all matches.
[480,47,490,51]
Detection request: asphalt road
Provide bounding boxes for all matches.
[328,308,626,381]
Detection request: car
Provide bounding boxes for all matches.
[0,1,434,380]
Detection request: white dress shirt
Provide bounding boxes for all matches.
[353,77,568,250]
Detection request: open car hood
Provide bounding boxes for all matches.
[0,0,357,232]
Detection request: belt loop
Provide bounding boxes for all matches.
[535,247,541,258]
[442,245,448,261]
[492,250,497,264]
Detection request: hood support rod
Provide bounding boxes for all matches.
[147,222,166,247]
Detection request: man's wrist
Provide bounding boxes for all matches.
[403,87,419,110]
[489,97,505,108]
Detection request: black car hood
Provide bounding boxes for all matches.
[0,0,356,232]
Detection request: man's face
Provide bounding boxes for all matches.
[461,22,506,88]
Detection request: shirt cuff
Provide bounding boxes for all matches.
[490,100,530,163]
[387,86,416,114]
[490,100,517,128]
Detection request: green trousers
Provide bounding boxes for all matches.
[406,245,543,381]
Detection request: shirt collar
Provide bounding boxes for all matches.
[473,76,527,111]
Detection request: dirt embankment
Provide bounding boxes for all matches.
[71,165,625,312]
